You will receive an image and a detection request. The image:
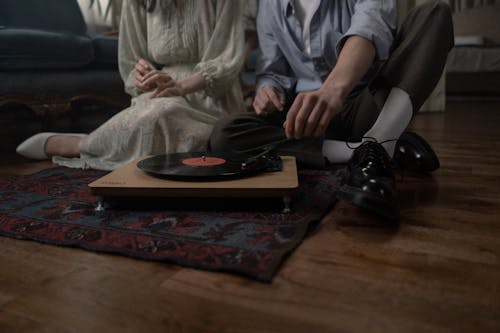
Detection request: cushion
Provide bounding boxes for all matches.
[0,28,94,70]
[0,69,125,94]
[91,36,119,67]
[0,0,86,35]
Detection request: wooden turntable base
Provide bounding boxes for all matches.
[88,156,299,199]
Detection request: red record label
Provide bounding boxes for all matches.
[182,156,226,167]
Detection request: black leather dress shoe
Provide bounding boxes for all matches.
[336,141,398,220]
[393,132,440,173]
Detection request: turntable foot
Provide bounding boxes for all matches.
[95,197,106,212]
[282,196,292,214]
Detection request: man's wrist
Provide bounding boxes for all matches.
[256,81,285,95]
[321,80,351,102]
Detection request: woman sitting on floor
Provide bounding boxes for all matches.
[17,0,245,170]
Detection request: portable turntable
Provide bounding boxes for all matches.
[88,153,299,212]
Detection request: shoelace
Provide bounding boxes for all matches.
[353,142,393,172]
[344,136,409,180]
[344,136,399,150]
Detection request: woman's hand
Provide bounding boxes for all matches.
[134,58,155,92]
[141,71,185,98]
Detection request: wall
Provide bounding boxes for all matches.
[452,2,500,43]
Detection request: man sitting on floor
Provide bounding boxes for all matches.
[209,0,454,219]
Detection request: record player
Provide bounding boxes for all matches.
[88,152,299,212]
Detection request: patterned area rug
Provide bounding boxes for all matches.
[0,167,339,281]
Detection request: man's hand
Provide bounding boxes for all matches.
[141,71,185,98]
[284,87,344,139]
[283,36,376,139]
[134,58,154,92]
[253,86,285,116]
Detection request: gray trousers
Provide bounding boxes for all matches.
[209,1,454,169]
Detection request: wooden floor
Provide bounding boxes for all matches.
[1,100,499,332]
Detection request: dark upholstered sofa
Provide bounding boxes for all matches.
[0,0,130,152]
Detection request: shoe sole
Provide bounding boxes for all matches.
[336,184,399,221]
[399,132,440,172]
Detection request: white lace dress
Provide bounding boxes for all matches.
[54,0,244,170]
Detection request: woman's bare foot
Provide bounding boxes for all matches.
[45,135,85,157]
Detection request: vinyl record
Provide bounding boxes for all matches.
[137,152,279,181]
